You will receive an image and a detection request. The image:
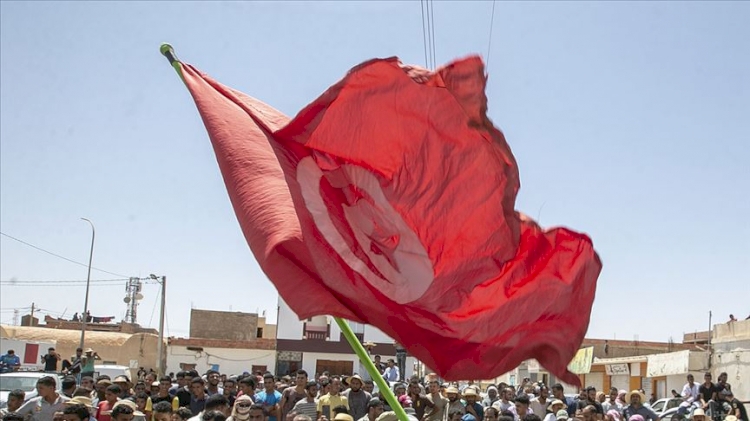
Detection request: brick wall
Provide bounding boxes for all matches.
[189,309,258,341]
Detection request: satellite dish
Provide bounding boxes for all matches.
[123,296,131,303]
[135,293,144,300]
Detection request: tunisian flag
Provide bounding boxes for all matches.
[176,55,601,384]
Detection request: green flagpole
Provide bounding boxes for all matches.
[159,43,409,421]
[334,317,409,421]
[160,43,185,83]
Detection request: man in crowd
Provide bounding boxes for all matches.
[342,375,371,421]
[292,381,319,420]
[446,386,464,416]
[41,348,60,372]
[152,402,172,421]
[358,399,383,421]
[463,388,484,421]
[280,370,308,421]
[0,390,25,417]
[383,361,399,384]
[622,390,657,421]
[514,396,531,421]
[721,389,747,421]
[188,394,230,421]
[550,384,576,417]
[80,349,100,380]
[62,377,78,399]
[190,377,208,416]
[491,388,515,413]
[529,386,549,417]
[576,387,603,420]
[254,374,282,421]
[483,387,500,408]
[110,402,136,421]
[62,403,91,421]
[206,371,223,397]
[16,376,70,421]
[318,377,348,420]
[678,374,700,415]
[152,376,178,410]
[0,350,20,371]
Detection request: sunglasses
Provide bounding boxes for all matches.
[237,403,252,408]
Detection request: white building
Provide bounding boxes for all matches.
[275,297,417,380]
[711,318,750,401]
[166,337,276,376]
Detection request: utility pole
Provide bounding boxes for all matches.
[150,274,167,376]
[28,303,35,326]
[708,311,713,368]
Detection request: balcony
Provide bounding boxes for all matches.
[303,322,329,341]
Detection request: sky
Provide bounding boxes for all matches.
[1,1,748,343]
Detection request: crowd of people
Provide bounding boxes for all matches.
[1,366,746,421]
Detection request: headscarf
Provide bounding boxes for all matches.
[231,395,254,421]
[607,410,621,421]
[616,390,627,406]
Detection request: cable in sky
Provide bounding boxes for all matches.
[486,0,497,73]
[429,0,437,69]
[0,231,130,278]
[420,0,429,69]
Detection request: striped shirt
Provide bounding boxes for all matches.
[293,398,319,420]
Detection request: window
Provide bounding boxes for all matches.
[257,327,264,338]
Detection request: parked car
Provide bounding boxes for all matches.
[0,372,61,409]
[652,398,687,421]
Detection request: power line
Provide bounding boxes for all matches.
[0,232,130,278]
[420,0,429,69]
[2,278,128,284]
[429,0,436,69]
[486,0,497,73]
[0,280,127,287]
[420,0,437,70]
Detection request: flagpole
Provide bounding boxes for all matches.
[334,317,409,421]
[159,43,407,421]
[160,43,185,83]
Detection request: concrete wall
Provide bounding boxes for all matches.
[713,320,750,345]
[277,298,304,340]
[167,344,276,376]
[712,349,749,402]
[711,319,750,402]
[190,309,258,341]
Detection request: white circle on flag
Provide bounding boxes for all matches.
[297,157,435,304]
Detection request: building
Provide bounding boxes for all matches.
[502,338,702,392]
[711,318,750,402]
[0,324,160,378]
[165,309,277,375]
[275,297,416,379]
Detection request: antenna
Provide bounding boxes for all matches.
[124,277,144,324]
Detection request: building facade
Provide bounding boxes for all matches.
[711,318,750,402]
[275,297,416,379]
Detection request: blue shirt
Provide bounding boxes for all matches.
[0,354,20,367]
[254,390,282,421]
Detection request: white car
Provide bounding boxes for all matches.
[92,365,131,381]
[0,372,61,409]
[650,397,684,420]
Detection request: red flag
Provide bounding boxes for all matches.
[177,55,601,385]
